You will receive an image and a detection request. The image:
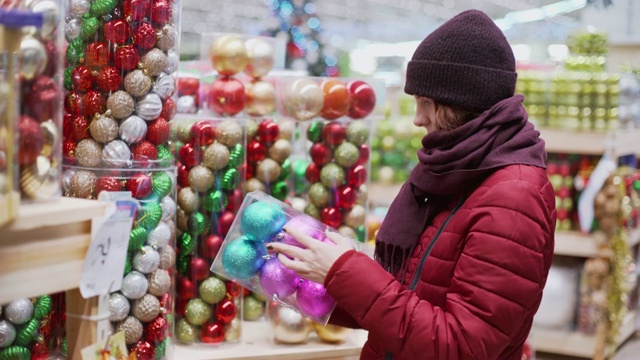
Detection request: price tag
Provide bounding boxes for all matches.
[79,196,138,299]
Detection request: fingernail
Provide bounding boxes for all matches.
[282,227,288,233]
[266,244,274,250]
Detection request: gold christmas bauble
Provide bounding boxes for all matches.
[282,78,324,121]
[268,139,291,164]
[312,322,351,343]
[203,142,230,171]
[20,156,58,200]
[177,187,199,213]
[244,37,275,78]
[209,34,249,76]
[215,120,243,147]
[271,305,311,344]
[245,80,276,116]
[245,178,266,193]
[345,204,366,228]
[256,158,282,183]
[188,165,215,193]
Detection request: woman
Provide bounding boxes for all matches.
[267,9,556,359]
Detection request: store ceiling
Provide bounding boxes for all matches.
[181,0,586,57]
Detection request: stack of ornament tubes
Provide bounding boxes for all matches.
[60,0,181,358]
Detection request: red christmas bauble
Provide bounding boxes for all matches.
[200,234,223,260]
[226,281,242,298]
[320,79,351,120]
[96,176,122,194]
[216,298,237,324]
[124,0,150,21]
[160,97,176,121]
[557,187,570,199]
[18,115,43,165]
[358,144,370,164]
[348,164,367,187]
[71,115,89,142]
[226,189,244,213]
[177,276,197,300]
[145,316,168,343]
[177,163,190,187]
[131,140,159,163]
[146,117,170,145]
[546,162,558,175]
[218,211,235,237]
[190,120,216,146]
[63,139,77,164]
[133,341,155,360]
[334,185,356,209]
[188,256,210,282]
[346,80,376,119]
[133,22,156,51]
[42,40,59,78]
[104,19,131,45]
[243,163,254,179]
[310,143,331,166]
[158,292,172,311]
[257,120,279,143]
[82,90,106,118]
[247,140,266,163]
[321,122,346,147]
[114,45,140,71]
[178,77,199,96]
[320,207,343,228]
[31,342,49,360]
[175,298,187,317]
[557,208,569,221]
[125,173,152,199]
[71,65,93,92]
[558,163,571,177]
[64,91,83,115]
[25,75,60,123]
[150,0,172,25]
[178,142,200,169]
[306,163,321,183]
[85,42,110,68]
[96,66,122,92]
[207,77,246,116]
[200,321,225,344]
[63,113,74,138]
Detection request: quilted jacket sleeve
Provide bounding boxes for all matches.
[324,178,556,358]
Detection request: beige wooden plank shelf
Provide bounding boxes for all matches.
[0,197,108,304]
[539,128,640,157]
[555,228,640,258]
[175,321,367,360]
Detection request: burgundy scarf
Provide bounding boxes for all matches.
[374,95,547,277]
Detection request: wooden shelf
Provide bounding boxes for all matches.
[0,197,109,304]
[555,228,640,258]
[534,311,637,358]
[175,321,367,360]
[539,128,640,157]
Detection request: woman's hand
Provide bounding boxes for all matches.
[266,226,354,284]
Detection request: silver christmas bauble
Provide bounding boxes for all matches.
[118,115,147,145]
[108,293,131,322]
[176,96,197,114]
[124,70,152,98]
[160,196,176,221]
[132,294,161,322]
[62,169,75,194]
[116,316,143,345]
[147,222,171,248]
[107,91,135,120]
[147,269,171,296]
[133,246,160,274]
[121,271,149,300]
[19,35,47,81]
[28,0,60,40]
[135,93,163,121]
[5,298,34,325]
[67,0,90,18]
[156,24,176,52]
[0,320,16,348]
[65,18,82,42]
[140,48,168,77]
[166,50,179,74]
[158,244,175,270]
[154,73,176,100]
[102,140,132,168]
[90,114,119,143]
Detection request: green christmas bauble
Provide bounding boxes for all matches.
[228,144,245,168]
[198,277,227,305]
[304,203,320,220]
[179,232,196,255]
[155,338,168,359]
[221,168,239,191]
[129,227,147,252]
[66,38,85,66]
[185,299,212,326]
[203,190,227,213]
[61,338,67,357]
[157,145,173,167]
[64,67,73,91]
[124,253,132,275]
[278,159,292,181]
[308,182,330,208]
[243,295,264,321]
[0,346,30,360]
[175,318,198,344]
[270,181,288,201]
[346,121,370,146]
[176,254,189,275]
[356,225,367,243]
[34,295,52,320]
[152,172,173,199]
[80,16,100,41]
[320,163,346,189]
[90,0,118,17]
[187,212,206,236]
[137,202,163,230]
[334,142,360,168]
[15,318,38,346]
[307,121,324,143]
[292,159,310,195]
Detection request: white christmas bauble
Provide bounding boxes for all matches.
[118,115,147,145]
[154,73,176,100]
[121,271,148,300]
[147,222,171,248]
[166,50,179,74]
[135,93,163,121]
[176,96,197,114]
[5,298,34,325]
[102,140,132,168]
[160,196,176,221]
[19,35,47,81]
[65,18,82,42]
[133,245,160,274]
[108,293,130,322]
[0,320,16,348]
[62,169,75,194]
[67,0,90,18]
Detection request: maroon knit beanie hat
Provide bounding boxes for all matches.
[405,10,517,113]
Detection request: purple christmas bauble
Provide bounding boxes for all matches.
[296,280,335,320]
[259,257,300,299]
[221,236,267,280]
[280,215,326,249]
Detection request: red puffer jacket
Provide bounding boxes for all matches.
[325,164,556,359]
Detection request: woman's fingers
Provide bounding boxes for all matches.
[282,225,317,248]
[277,253,310,274]
[267,242,307,261]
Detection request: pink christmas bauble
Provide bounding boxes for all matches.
[296,280,335,320]
[259,257,300,299]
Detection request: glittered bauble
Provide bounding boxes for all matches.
[215,120,243,147]
[64,90,83,116]
[156,24,176,51]
[135,93,163,121]
[161,95,176,120]
[244,37,275,78]
[334,185,357,209]
[106,91,134,120]
[154,73,176,101]
[243,296,264,321]
[68,0,90,18]
[199,277,227,305]
[145,316,168,343]
[346,80,376,119]
[0,320,16,348]
[346,121,370,146]
[320,163,346,189]
[121,271,149,300]
[207,77,246,116]
[241,201,286,243]
[102,140,132,167]
[65,18,82,42]
[203,142,230,171]
[140,48,168,77]
[245,178,265,193]
[133,22,156,50]
[320,207,343,229]
[272,305,312,344]
[124,70,152,98]
[310,143,331,167]
[82,90,106,118]
[75,138,103,167]
[71,65,93,92]
[19,35,47,80]
[260,257,300,299]
[282,78,324,121]
[116,316,143,345]
[216,298,237,324]
[96,67,123,92]
[296,280,335,319]
[338,225,357,239]
[146,222,170,249]
[123,0,149,21]
[159,244,175,270]
[320,79,350,120]
[66,38,84,65]
[70,169,97,198]
[321,122,346,147]
[146,117,170,145]
[133,245,160,274]
[160,195,176,221]
[185,298,212,326]
[80,16,100,41]
[150,0,172,25]
[334,142,360,168]
[222,236,267,280]
[89,114,119,143]
[95,175,121,194]
[85,41,110,68]
[308,182,330,208]
[26,75,60,123]
[18,115,43,166]
[268,139,291,164]
[5,298,34,325]
[256,158,282,184]
[176,96,197,114]
[118,115,147,145]
[176,318,198,344]
[104,19,130,44]
[114,45,140,71]
[131,140,158,162]
[125,173,152,199]
[108,293,131,322]
[209,34,249,76]
[245,80,276,116]
[146,268,170,298]
[132,294,161,322]
[177,187,199,213]
[185,166,215,193]
[133,340,155,360]
[344,204,365,228]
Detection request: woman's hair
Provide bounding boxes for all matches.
[434,102,479,131]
